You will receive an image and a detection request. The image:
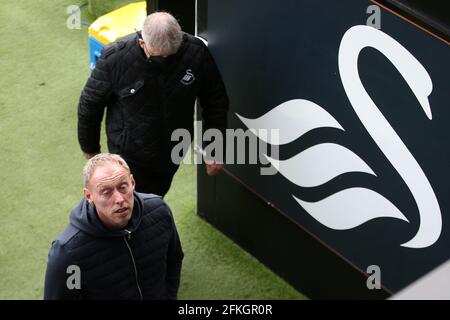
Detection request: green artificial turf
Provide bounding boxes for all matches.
[88,0,140,18]
[0,0,305,300]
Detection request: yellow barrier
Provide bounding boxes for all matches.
[88,1,147,45]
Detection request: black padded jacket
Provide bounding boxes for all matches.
[44,192,183,300]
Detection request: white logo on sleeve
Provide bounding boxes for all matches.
[180,69,195,85]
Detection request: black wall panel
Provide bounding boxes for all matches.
[198,0,450,297]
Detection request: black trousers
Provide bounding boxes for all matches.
[127,161,178,197]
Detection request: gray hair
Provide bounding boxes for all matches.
[83,153,130,187]
[141,12,183,55]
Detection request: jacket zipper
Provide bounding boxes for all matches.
[123,230,143,300]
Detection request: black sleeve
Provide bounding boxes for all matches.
[44,240,82,300]
[198,45,229,136]
[77,49,114,154]
[165,206,184,300]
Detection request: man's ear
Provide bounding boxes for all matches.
[138,38,145,49]
[130,174,136,191]
[83,187,94,204]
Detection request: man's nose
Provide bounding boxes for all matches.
[113,189,125,204]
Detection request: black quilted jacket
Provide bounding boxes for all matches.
[78,32,229,171]
[44,192,183,300]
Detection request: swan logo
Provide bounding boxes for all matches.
[181,69,195,85]
[237,25,442,249]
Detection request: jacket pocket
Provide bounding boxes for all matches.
[118,79,145,98]
[121,116,163,163]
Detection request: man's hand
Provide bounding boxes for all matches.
[205,161,224,176]
[83,152,100,160]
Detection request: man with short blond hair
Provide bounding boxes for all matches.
[44,153,183,299]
